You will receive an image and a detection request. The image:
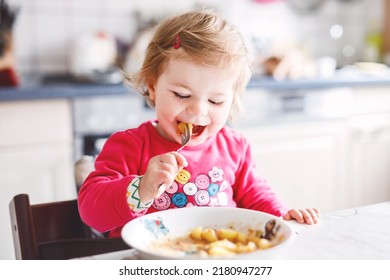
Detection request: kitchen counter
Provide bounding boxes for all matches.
[249,68,390,90]
[1,68,390,102]
[78,201,390,260]
[0,79,132,102]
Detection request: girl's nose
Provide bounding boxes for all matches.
[187,100,208,116]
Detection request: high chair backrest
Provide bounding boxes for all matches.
[75,155,95,193]
[9,193,129,259]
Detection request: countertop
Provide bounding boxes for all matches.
[280,201,390,259]
[78,201,390,260]
[0,78,132,102]
[1,68,390,102]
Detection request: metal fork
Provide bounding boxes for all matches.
[158,123,192,193]
[177,122,192,152]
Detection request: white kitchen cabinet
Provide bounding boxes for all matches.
[233,86,390,215]
[347,113,390,208]
[236,120,349,214]
[352,87,390,115]
[0,100,76,260]
[346,87,390,207]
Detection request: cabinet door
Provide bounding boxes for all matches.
[349,114,390,207]
[0,145,76,259]
[0,99,75,259]
[236,120,348,213]
[0,144,76,260]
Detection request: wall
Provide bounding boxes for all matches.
[9,0,385,75]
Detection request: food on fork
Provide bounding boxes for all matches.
[177,122,193,146]
[177,122,193,135]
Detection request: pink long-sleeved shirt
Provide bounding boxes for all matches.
[78,120,288,237]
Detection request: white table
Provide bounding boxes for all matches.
[78,202,390,260]
[280,201,390,259]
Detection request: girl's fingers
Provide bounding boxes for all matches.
[306,208,319,223]
[283,211,292,221]
[312,207,321,217]
[158,152,188,172]
[172,152,188,168]
[299,209,314,225]
[283,208,320,225]
[288,209,304,223]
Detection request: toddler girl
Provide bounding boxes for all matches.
[78,10,319,238]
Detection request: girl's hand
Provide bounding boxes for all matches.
[138,152,188,204]
[283,208,320,225]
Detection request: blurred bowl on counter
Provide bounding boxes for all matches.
[353,62,388,76]
[262,51,336,81]
[68,31,122,84]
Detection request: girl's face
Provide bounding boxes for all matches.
[148,56,236,146]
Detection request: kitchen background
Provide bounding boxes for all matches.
[1,0,390,260]
[10,0,388,75]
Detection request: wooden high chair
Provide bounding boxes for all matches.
[9,193,129,260]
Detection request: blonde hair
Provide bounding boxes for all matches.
[124,10,252,120]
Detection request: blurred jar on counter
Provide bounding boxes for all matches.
[364,19,383,63]
[0,0,19,87]
[384,0,390,65]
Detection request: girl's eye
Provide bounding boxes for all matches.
[172,91,189,100]
[209,100,224,107]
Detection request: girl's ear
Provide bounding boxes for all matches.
[147,78,156,101]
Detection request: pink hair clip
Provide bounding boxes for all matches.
[173,34,181,49]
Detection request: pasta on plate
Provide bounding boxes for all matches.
[150,222,282,257]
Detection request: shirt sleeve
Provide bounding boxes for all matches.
[232,137,288,217]
[78,130,150,234]
[126,176,153,212]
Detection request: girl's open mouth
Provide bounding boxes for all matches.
[177,122,206,138]
[191,124,206,137]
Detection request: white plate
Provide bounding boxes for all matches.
[121,207,294,259]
